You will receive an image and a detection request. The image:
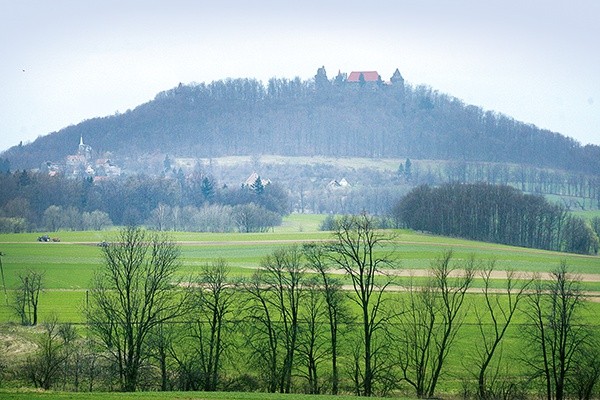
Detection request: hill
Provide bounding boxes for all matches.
[3,67,600,175]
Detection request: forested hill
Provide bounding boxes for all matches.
[4,70,600,175]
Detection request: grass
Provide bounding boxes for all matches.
[0,213,598,324]
[571,209,600,221]
[1,214,599,398]
[0,390,409,400]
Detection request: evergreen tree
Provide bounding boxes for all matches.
[397,163,405,178]
[201,176,216,202]
[18,170,31,186]
[251,176,264,195]
[404,158,412,181]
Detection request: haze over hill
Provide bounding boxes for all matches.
[3,2,599,153]
[2,68,600,176]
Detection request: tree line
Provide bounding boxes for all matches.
[0,170,289,233]
[413,160,600,210]
[4,217,600,399]
[393,183,599,254]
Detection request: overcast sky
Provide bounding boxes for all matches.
[1,0,598,152]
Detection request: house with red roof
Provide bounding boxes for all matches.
[347,71,381,83]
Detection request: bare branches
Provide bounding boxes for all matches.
[188,258,236,391]
[243,246,304,393]
[85,226,185,392]
[524,262,588,400]
[473,261,532,399]
[326,213,396,397]
[13,269,44,326]
[396,250,474,398]
[303,242,348,394]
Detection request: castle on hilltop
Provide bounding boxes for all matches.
[315,66,405,91]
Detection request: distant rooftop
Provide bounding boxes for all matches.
[347,71,380,82]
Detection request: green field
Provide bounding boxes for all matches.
[1,214,600,398]
[572,209,600,221]
[0,214,599,324]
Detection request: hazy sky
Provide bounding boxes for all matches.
[1,0,599,152]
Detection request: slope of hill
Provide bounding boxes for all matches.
[3,68,600,175]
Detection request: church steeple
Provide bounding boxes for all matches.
[78,135,91,160]
[78,135,85,155]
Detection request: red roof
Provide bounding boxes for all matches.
[347,71,380,82]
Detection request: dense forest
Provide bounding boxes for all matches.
[394,183,600,254]
[3,67,600,176]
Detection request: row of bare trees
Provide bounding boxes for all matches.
[6,218,599,398]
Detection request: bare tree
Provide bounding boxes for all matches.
[525,262,587,400]
[57,322,79,391]
[148,203,171,231]
[243,270,280,393]
[262,246,304,393]
[243,246,304,393]
[76,335,101,392]
[297,277,329,394]
[397,250,474,398]
[147,321,177,391]
[569,338,600,400]
[85,226,187,392]
[168,329,203,391]
[472,263,531,399]
[24,317,66,390]
[303,242,348,394]
[327,214,395,396]
[14,269,43,326]
[233,203,281,233]
[189,258,236,391]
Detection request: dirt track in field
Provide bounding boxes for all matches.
[333,268,600,302]
[367,268,600,283]
[16,239,600,282]
[11,240,600,300]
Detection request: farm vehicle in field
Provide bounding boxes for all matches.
[37,235,60,242]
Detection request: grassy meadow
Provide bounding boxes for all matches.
[0,213,599,324]
[0,213,600,398]
[572,208,600,221]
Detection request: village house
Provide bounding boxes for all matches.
[243,172,271,188]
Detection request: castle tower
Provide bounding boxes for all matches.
[390,68,404,86]
[315,65,330,91]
